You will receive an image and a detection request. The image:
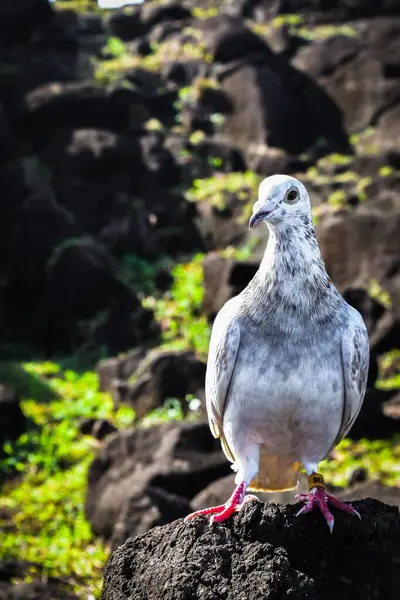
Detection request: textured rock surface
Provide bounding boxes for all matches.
[85,421,230,541]
[102,499,400,600]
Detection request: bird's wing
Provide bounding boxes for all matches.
[333,306,370,447]
[205,302,240,460]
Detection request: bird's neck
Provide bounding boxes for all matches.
[249,216,337,312]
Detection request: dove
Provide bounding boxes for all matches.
[184,174,369,531]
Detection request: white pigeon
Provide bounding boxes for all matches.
[185,174,369,531]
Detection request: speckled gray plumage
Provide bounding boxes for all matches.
[206,175,369,492]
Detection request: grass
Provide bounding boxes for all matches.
[0,361,183,598]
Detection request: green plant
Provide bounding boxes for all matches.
[186,171,262,210]
[117,255,173,297]
[327,190,347,208]
[366,279,392,309]
[376,349,400,390]
[321,436,400,487]
[142,254,210,357]
[0,358,189,598]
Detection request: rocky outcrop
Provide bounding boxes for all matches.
[85,421,230,541]
[110,349,206,418]
[102,498,400,600]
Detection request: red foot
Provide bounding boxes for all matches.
[295,487,361,532]
[184,481,259,524]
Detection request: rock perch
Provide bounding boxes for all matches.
[101,498,400,600]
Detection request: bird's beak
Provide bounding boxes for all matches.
[248,210,270,230]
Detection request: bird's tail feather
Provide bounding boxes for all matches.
[248,452,301,493]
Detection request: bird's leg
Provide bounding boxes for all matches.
[295,471,361,532]
[184,480,259,524]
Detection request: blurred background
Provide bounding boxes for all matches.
[0,0,399,598]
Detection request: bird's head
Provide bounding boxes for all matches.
[249,174,311,229]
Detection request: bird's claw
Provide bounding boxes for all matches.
[185,493,260,524]
[295,487,361,532]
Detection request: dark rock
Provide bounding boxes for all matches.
[162,59,204,86]
[0,158,54,276]
[0,103,18,165]
[79,418,118,441]
[342,287,400,356]
[85,421,230,540]
[195,14,274,63]
[193,190,251,251]
[140,132,181,189]
[0,385,25,446]
[243,0,400,22]
[140,3,192,32]
[39,128,139,236]
[36,236,156,353]
[97,349,146,394]
[317,201,400,340]
[110,486,192,551]
[348,467,369,487]
[218,54,350,157]
[6,192,81,341]
[16,81,148,141]
[0,0,53,41]
[0,580,77,600]
[202,254,258,321]
[108,9,143,42]
[293,20,400,145]
[246,147,310,176]
[101,499,400,600]
[339,481,400,508]
[111,349,206,419]
[41,128,136,181]
[348,388,400,440]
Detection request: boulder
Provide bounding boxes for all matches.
[201,254,258,321]
[243,0,400,22]
[194,14,275,64]
[111,349,207,418]
[317,198,400,322]
[217,55,349,157]
[35,236,156,353]
[101,499,400,600]
[85,421,230,541]
[97,349,146,394]
[16,81,148,141]
[110,486,192,551]
[0,0,53,41]
[293,19,400,146]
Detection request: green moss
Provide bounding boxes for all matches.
[297,23,358,41]
[53,0,103,14]
[94,31,212,86]
[321,436,400,487]
[327,190,347,208]
[186,171,262,211]
[192,7,219,19]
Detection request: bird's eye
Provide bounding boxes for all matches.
[285,188,299,204]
